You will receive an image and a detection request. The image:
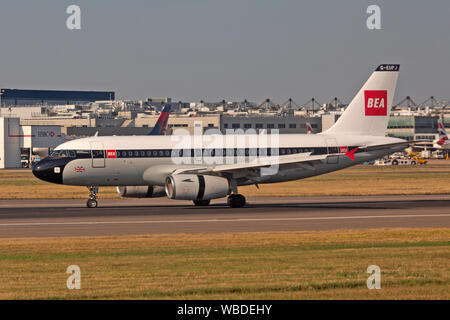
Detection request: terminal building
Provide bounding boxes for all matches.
[0,89,115,107]
[386,116,445,141]
[0,117,64,168]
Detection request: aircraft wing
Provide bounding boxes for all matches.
[359,140,419,152]
[145,140,415,182]
[174,152,328,175]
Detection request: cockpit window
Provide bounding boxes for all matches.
[50,150,68,158]
[50,150,79,158]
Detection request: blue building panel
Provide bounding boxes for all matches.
[0,89,115,106]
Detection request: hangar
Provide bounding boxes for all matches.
[0,89,115,107]
[0,117,64,168]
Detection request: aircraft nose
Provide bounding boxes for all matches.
[32,158,65,184]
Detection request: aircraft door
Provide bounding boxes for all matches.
[90,141,106,168]
[325,138,339,164]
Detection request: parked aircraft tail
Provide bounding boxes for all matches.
[306,122,314,134]
[148,104,171,135]
[437,119,449,145]
[323,64,399,136]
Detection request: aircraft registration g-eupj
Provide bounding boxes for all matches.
[33,64,409,208]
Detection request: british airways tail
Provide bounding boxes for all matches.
[148,104,171,135]
[437,119,449,145]
[306,122,314,134]
[323,64,399,136]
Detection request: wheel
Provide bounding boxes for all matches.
[227,194,246,208]
[411,161,416,165]
[193,199,210,206]
[392,160,398,165]
[86,198,98,208]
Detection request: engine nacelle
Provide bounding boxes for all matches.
[116,186,166,198]
[165,174,230,200]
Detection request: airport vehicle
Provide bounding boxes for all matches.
[20,155,29,168]
[407,152,428,164]
[33,64,411,208]
[374,157,424,166]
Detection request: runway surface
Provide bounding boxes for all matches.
[0,195,449,237]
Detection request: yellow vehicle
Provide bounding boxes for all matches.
[406,151,428,165]
[410,155,428,165]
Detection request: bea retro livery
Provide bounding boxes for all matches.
[33,64,409,208]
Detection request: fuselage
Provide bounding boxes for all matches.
[32,133,406,187]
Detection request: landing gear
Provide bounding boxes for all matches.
[193,199,211,206]
[87,198,98,208]
[227,194,246,208]
[86,186,99,208]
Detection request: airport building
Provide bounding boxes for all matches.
[0,89,115,107]
[386,116,447,141]
[0,88,448,168]
[220,115,323,133]
[0,117,64,168]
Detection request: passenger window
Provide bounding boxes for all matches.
[146,151,152,157]
[152,150,158,157]
[75,150,89,158]
[128,151,133,157]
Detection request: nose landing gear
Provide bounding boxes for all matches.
[86,186,99,208]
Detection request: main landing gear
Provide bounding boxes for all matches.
[86,186,99,208]
[192,194,246,208]
[227,194,246,208]
[193,199,211,206]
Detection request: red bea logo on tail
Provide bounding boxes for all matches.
[365,90,387,116]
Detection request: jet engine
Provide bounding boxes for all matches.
[165,174,230,200]
[116,186,166,198]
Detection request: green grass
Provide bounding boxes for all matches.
[0,229,448,299]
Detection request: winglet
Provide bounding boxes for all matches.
[345,147,359,161]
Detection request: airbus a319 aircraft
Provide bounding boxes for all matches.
[33,64,410,208]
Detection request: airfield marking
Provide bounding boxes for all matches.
[0,213,449,227]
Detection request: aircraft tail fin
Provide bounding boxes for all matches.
[323,64,399,136]
[437,119,449,145]
[306,122,314,134]
[148,104,171,135]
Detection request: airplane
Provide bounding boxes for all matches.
[32,64,410,208]
[412,118,450,152]
[306,122,314,134]
[436,119,450,149]
[148,104,171,135]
